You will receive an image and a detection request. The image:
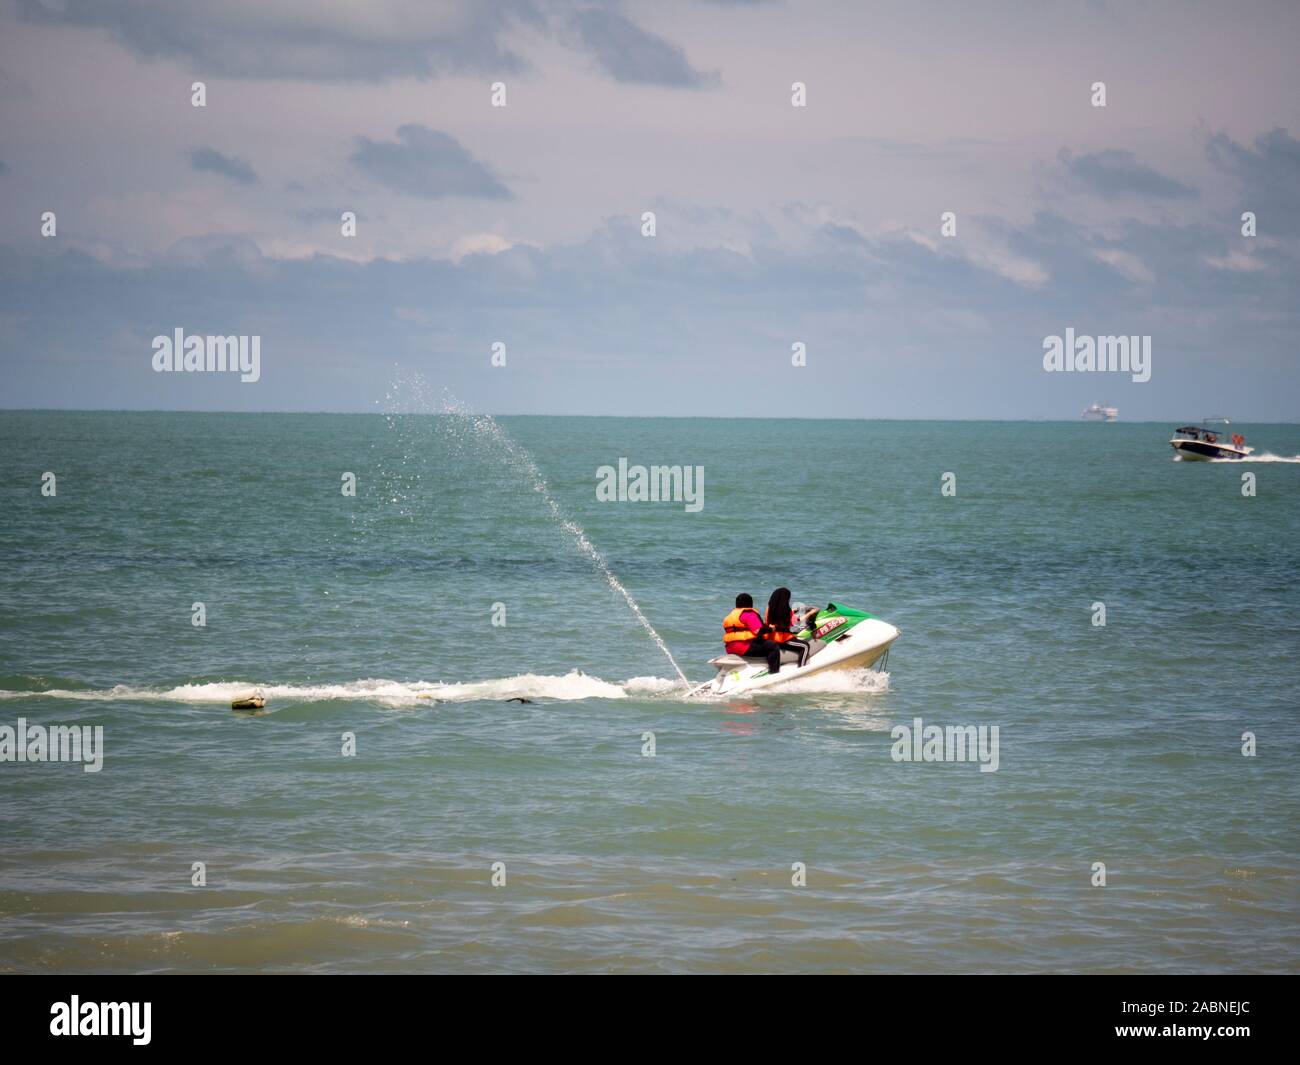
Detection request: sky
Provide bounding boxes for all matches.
[1,0,1298,419]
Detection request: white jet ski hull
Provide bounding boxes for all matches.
[704,617,899,696]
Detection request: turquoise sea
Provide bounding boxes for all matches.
[1,410,1297,973]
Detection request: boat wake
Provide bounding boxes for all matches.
[1209,452,1300,463]
[0,669,890,707]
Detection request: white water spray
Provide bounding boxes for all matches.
[386,373,689,686]
[1210,452,1300,464]
[0,668,890,707]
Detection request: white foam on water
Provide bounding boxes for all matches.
[1210,452,1300,463]
[623,674,691,696]
[416,672,630,702]
[0,669,890,707]
[0,672,675,706]
[633,668,893,701]
[0,679,439,708]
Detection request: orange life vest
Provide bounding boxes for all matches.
[722,607,760,646]
[764,606,795,643]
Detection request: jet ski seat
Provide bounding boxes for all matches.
[707,639,829,670]
[708,648,804,669]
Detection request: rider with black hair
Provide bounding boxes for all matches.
[764,587,811,669]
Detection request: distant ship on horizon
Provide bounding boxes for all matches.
[1082,403,1119,421]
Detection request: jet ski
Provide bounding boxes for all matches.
[698,603,899,697]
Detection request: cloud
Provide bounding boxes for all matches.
[15,0,541,82]
[294,206,362,226]
[567,9,718,88]
[1207,127,1300,235]
[5,186,1296,417]
[449,232,517,261]
[0,65,35,100]
[349,125,511,200]
[189,146,258,185]
[1058,148,1197,199]
[162,233,266,269]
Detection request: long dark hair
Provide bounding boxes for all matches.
[767,587,793,630]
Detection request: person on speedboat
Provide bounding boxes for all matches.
[721,593,787,674]
[763,587,811,669]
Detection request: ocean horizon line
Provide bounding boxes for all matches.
[3,408,1296,424]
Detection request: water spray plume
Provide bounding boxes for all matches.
[386,371,690,686]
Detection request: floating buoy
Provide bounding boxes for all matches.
[231,690,266,711]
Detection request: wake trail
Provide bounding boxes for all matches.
[1210,452,1300,464]
[0,669,889,707]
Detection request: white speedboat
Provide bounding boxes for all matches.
[698,602,898,697]
[1170,425,1253,461]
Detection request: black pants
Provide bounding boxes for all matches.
[783,638,811,668]
[744,637,809,674]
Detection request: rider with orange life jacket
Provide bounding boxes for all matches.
[722,590,808,675]
[722,593,785,674]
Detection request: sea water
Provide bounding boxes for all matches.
[0,412,1296,973]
